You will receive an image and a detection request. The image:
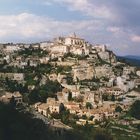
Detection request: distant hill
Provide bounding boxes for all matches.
[124,55,140,60]
[117,55,140,66]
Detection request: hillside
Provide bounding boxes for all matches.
[117,56,140,66]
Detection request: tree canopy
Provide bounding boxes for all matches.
[129,100,140,119]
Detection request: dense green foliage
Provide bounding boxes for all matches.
[86,102,93,109]
[28,80,62,104]
[18,48,49,57]
[56,66,72,74]
[0,102,115,140]
[129,100,140,119]
[0,102,52,140]
[3,78,28,93]
[0,102,84,140]
[115,106,123,113]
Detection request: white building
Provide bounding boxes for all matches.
[93,44,107,52]
[104,87,124,96]
[116,76,135,92]
[64,33,85,46]
[40,41,54,50]
[13,73,24,81]
[0,92,23,105]
[50,45,70,54]
[123,66,136,75]
[4,44,21,53]
[40,56,50,64]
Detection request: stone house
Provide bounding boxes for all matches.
[48,103,60,114]
[50,45,70,54]
[38,103,49,116]
[65,34,85,46]
[103,87,124,97]
[0,91,22,105]
[95,65,113,78]
[134,78,140,87]
[123,66,136,75]
[57,88,70,103]
[13,73,24,81]
[4,44,21,53]
[64,102,80,111]
[0,73,24,81]
[37,98,61,115]
[39,56,50,64]
[93,44,107,52]
[71,90,80,98]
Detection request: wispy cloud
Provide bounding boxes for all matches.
[43,1,52,6]
[107,27,121,33]
[43,0,113,19]
[0,13,102,42]
[131,35,140,42]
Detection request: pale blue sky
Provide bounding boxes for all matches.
[0,0,140,56]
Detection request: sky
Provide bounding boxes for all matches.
[0,0,140,56]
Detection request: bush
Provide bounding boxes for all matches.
[115,106,122,113]
[86,102,93,109]
[129,100,140,119]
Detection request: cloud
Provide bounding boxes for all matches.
[0,12,139,55]
[131,35,140,43]
[107,27,121,33]
[1,0,140,55]
[43,0,113,19]
[43,1,52,6]
[0,12,103,42]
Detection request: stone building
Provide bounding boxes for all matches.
[95,65,113,78]
[0,91,23,105]
[0,73,24,81]
[57,88,70,103]
[64,33,85,46]
[72,64,95,81]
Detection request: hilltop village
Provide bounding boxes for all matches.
[0,34,140,130]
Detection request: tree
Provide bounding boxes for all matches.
[136,124,140,131]
[61,110,70,124]
[111,95,115,101]
[102,94,108,101]
[115,106,122,113]
[10,96,16,107]
[129,100,140,119]
[3,60,7,65]
[93,129,113,140]
[89,116,94,121]
[28,89,40,104]
[59,103,66,113]
[68,92,72,101]
[82,115,87,120]
[51,112,60,119]
[86,102,93,109]
[39,90,48,102]
[67,76,74,85]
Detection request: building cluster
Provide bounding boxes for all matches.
[0,34,140,125]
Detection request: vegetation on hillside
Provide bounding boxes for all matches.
[0,102,115,140]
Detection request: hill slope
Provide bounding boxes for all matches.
[117,56,140,66]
